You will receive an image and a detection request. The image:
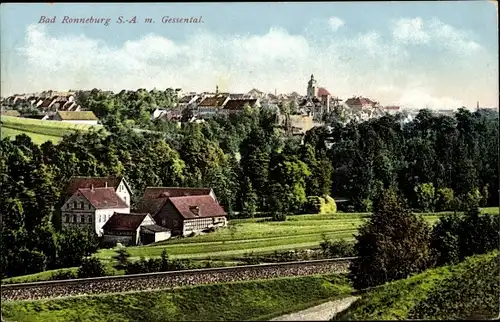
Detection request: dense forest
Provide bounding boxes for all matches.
[1,88,498,278]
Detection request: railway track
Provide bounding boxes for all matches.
[1,257,356,302]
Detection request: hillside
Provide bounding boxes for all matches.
[1,274,353,322]
[334,251,500,320]
[0,115,102,144]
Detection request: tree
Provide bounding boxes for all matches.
[349,189,432,289]
[240,177,258,218]
[435,187,454,212]
[414,183,436,212]
[429,212,462,266]
[77,257,106,278]
[113,247,131,271]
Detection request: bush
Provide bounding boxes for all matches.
[430,207,500,267]
[50,269,76,281]
[113,247,131,271]
[77,257,106,278]
[304,196,323,214]
[320,195,337,214]
[435,187,454,212]
[429,212,461,266]
[271,212,287,221]
[320,238,355,258]
[349,189,432,289]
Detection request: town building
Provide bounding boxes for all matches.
[102,212,171,246]
[53,111,99,125]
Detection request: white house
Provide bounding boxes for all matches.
[62,176,133,235]
[61,187,130,236]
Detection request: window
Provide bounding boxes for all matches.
[173,220,178,227]
[88,215,92,224]
[72,215,76,223]
[73,201,77,208]
[66,204,69,209]
[80,215,85,223]
[65,214,69,223]
[80,202,84,209]
[88,204,91,210]
[124,196,127,203]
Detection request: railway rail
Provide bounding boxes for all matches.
[1,257,356,302]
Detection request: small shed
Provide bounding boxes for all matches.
[102,212,167,246]
[140,225,171,245]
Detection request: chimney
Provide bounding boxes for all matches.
[216,85,219,95]
[105,181,108,188]
[91,184,94,191]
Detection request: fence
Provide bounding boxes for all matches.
[1,257,356,302]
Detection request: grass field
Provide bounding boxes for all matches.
[334,251,500,320]
[2,208,497,285]
[0,115,103,144]
[1,126,62,145]
[96,212,447,262]
[1,274,353,322]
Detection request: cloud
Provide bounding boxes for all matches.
[328,17,344,31]
[392,17,482,54]
[392,17,430,44]
[1,19,496,109]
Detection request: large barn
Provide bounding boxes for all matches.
[134,187,227,236]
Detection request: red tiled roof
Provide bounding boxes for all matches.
[143,187,212,200]
[318,87,330,97]
[224,99,258,110]
[39,98,55,108]
[65,176,123,197]
[168,195,226,219]
[198,95,228,108]
[102,212,149,231]
[78,187,128,209]
[345,97,374,106]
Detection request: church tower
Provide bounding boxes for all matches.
[307,74,318,99]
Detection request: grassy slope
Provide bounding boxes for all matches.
[2,274,353,322]
[1,115,102,144]
[334,251,500,320]
[1,126,62,145]
[3,209,497,284]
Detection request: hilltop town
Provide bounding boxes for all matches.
[2,74,476,135]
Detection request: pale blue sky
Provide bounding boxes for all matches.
[1,2,498,109]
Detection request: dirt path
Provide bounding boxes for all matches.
[271,296,360,321]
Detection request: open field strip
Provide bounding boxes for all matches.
[1,126,62,145]
[1,115,103,143]
[96,213,445,261]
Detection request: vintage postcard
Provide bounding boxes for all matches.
[0,2,498,321]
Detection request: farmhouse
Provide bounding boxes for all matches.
[134,187,227,236]
[102,212,171,246]
[61,176,132,235]
[53,111,99,125]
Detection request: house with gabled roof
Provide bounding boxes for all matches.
[102,212,171,246]
[60,187,130,236]
[134,187,226,236]
[61,176,133,236]
[53,111,99,125]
